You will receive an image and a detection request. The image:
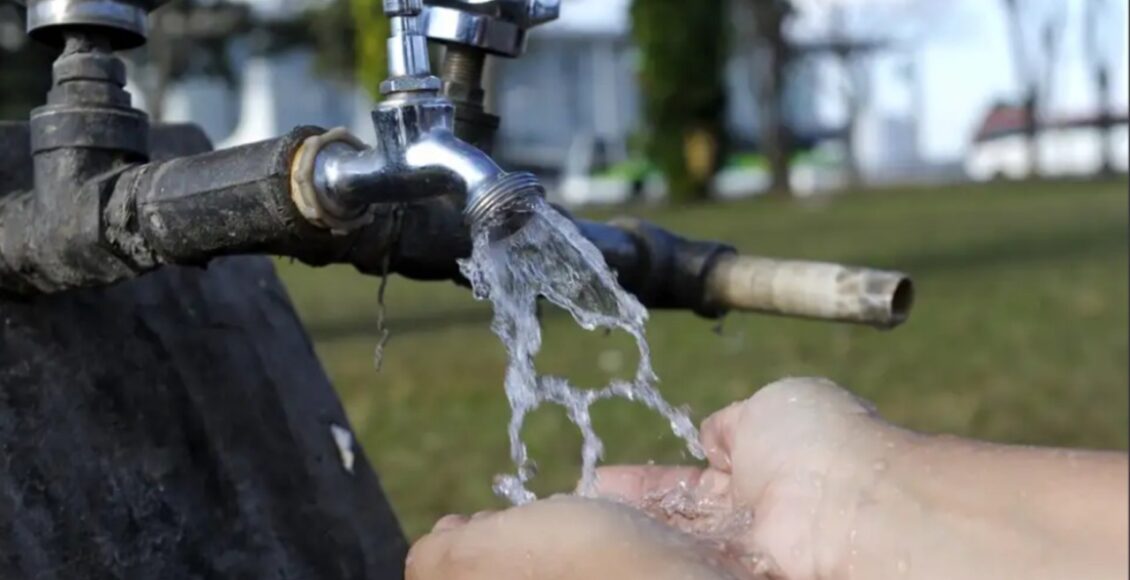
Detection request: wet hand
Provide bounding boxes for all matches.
[405,495,747,580]
[408,378,1128,579]
[594,377,908,579]
[406,377,900,580]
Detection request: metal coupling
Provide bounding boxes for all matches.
[463,171,544,227]
[291,97,545,236]
[14,0,165,49]
[383,0,442,94]
[423,0,561,57]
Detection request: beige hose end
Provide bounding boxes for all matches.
[705,255,914,330]
[290,127,371,235]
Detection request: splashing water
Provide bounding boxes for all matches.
[458,197,704,505]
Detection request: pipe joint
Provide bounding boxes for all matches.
[300,95,542,236]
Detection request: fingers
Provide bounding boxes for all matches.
[408,497,735,580]
[701,400,745,473]
[431,514,470,533]
[591,465,705,503]
[753,377,878,419]
[429,510,496,535]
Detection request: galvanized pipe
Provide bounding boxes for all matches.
[704,255,914,329]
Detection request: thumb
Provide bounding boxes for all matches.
[590,465,705,504]
[701,400,745,473]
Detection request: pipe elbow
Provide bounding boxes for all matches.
[307,129,544,235]
[404,134,544,231]
[404,133,504,204]
[309,130,505,218]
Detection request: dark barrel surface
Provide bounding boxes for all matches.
[0,257,408,579]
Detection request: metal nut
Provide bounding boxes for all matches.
[379,75,444,96]
[383,0,423,16]
[425,0,559,29]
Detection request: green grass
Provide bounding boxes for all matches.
[276,179,1129,539]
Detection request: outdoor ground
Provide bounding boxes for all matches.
[277,179,1129,539]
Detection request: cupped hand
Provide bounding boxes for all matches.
[407,377,912,580]
[595,377,913,579]
[405,495,748,580]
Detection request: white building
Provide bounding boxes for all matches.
[964,105,1130,181]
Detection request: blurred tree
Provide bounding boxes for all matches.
[1084,0,1119,176]
[796,0,902,191]
[127,0,253,123]
[349,0,389,100]
[0,4,54,120]
[734,0,796,196]
[1000,0,1066,179]
[128,0,381,123]
[301,0,389,99]
[823,6,895,190]
[630,0,728,203]
[1,0,384,121]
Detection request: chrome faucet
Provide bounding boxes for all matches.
[295,0,550,235]
[0,0,913,331]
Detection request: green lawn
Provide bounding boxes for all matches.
[276,179,1129,539]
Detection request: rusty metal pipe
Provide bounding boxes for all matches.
[704,255,914,330]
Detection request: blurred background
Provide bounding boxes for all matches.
[2,0,1127,538]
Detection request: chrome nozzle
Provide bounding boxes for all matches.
[463,171,544,227]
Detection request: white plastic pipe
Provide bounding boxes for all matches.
[705,255,914,330]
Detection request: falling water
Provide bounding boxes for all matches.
[458,197,704,505]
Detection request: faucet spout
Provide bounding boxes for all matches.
[292,0,543,235]
[302,94,542,234]
[405,132,501,197]
[311,131,503,209]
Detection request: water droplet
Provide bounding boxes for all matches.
[873,459,889,473]
[897,559,909,574]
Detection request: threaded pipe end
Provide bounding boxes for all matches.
[464,171,545,229]
[442,46,486,90]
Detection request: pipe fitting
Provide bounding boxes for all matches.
[290,128,372,234]
[297,94,543,236]
[704,256,914,330]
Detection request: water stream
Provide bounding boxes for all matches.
[458,197,704,505]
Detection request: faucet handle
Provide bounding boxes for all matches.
[383,0,423,15]
[520,0,561,29]
[423,0,560,58]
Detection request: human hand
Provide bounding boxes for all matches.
[405,495,748,580]
[408,377,1128,580]
[595,377,911,579]
[407,377,903,580]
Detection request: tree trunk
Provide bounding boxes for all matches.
[1024,88,1041,178]
[839,52,864,190]
[1096,68,1114,176]
[756,40,792,195]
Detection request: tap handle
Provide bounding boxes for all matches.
[383,0,423,16]
[382,0,443,93]
[423,0,560,58]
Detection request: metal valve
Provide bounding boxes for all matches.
[417,0,559,153]
[12,0,169,49]
[423,0,561,58]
